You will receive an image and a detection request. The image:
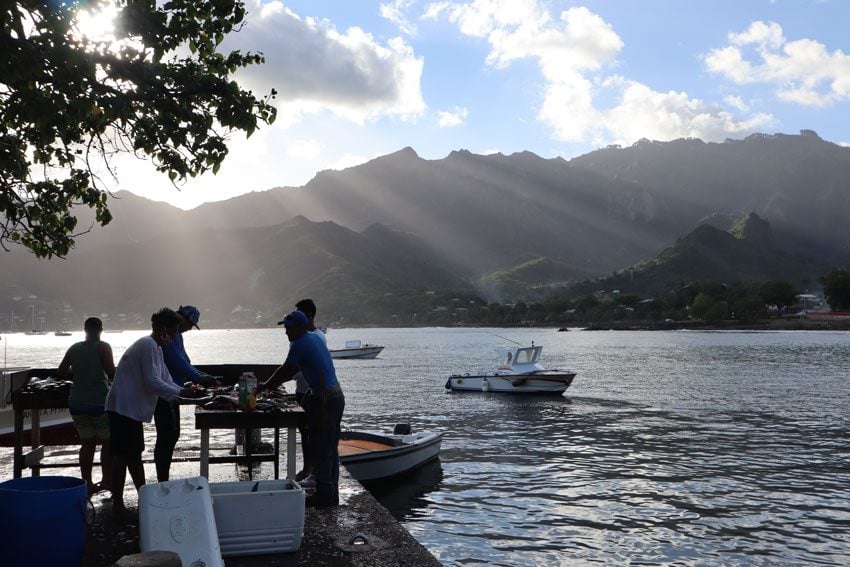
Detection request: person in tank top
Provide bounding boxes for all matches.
[58,316,116,495]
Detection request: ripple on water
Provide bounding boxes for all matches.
[3,328,850,565]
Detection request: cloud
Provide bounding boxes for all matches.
[437,106,469,127]
[229,1,426,124]
[286,139,321,159]
[602,82,773,146]
[724,95,749,112]
[705,20,850,107]
[427,1,768,145]
[381,0,418,35]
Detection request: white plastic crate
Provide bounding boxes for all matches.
[139,476,223,567]
[209,479,305,557]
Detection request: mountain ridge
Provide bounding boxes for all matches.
[3,130,847,326]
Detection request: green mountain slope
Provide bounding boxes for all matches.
[567,213,829,299]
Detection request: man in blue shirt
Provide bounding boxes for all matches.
[261,310,345,506]
[155,304,218,482]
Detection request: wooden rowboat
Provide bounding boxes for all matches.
[338,424,442,482]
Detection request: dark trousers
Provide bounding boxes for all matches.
[303,387,345,504]
[295,392,311,466]
[153,398,180,482]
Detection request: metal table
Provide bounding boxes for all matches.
[194,405,303,480]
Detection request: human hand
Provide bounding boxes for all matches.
[180,386,205,398]
[200,374,222,388]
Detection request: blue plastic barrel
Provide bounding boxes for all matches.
[0,476,88,567]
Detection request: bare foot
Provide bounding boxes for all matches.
[112,505,138,522]
[88,482,105,496]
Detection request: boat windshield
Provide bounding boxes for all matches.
[514,347,541,365]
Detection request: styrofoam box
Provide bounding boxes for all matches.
[139,476,223,567]
[209,479,305,557]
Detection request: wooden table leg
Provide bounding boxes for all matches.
[14,408,24,479]
[287,425,296,480]
[245,428,253,481]
[200,428,209,478]
[31,411,40,477]
[274,427,280,480]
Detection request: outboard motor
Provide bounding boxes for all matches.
[393,423,411,435]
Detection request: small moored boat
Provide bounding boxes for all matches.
[445,344,576,395]
[329,340,384,359]
[339,424,442,481]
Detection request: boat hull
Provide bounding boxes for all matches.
[339,431,442,481]
[330,346,384,359]
[445,372,576,394]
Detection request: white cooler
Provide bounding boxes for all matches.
[139,476,223,567]
[209,479,305,557]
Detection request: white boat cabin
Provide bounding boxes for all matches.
[498,345,545,373]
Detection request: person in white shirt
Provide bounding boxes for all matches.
[105,308,200,521]
[292,298,327,482]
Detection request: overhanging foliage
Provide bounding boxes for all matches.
[0,0,276,257]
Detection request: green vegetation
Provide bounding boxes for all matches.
[1,0,276,257]
[820,270,850,311]
[758,281,798,315]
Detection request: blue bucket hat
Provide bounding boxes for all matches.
[177,305,201,330]
[278,310,308,328]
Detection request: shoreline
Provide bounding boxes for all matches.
[7,319,849,334]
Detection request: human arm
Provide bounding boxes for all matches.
[99,342,116,381]
[140,339,184,401]
[259,363,299,392]
[161,333,207,386]
[57,349,72,378]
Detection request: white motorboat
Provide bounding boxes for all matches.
[339,424,443,482]
[329,340,384,359]
[445,344,576,395]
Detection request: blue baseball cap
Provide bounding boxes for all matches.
[177,305,201,329]
[278,310,308,328]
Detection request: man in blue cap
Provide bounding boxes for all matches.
[260,310,345,506]
[154,304,219,482]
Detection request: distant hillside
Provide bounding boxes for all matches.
[565,213,829,299]
[571,131,850,260]
[477,257,586,303]
[3,130,849,325]
[0,217,475,328]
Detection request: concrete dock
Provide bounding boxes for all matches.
[83,463,440,566]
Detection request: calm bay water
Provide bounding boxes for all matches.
[3,327,850,565]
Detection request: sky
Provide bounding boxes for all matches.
[104,0,850,209]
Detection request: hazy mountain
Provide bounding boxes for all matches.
[570,131,850,260]
[3,130,848,325]
[566,213,830,299]
[1,217,474,328]
[178,147,676,278]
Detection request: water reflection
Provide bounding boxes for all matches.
[365,458,444,519]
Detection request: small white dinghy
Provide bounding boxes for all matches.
[445,344,576,395]
[329,340,385,359]
[339,424,443,482]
